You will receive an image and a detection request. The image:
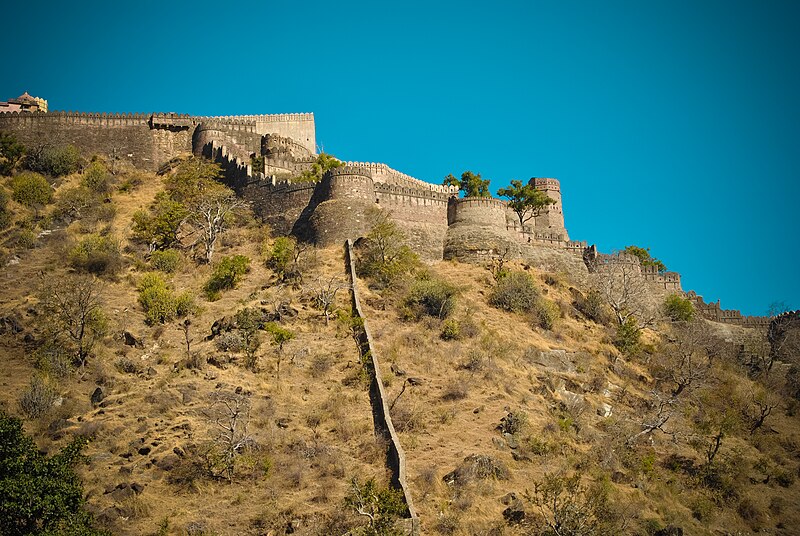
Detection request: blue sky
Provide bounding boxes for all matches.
[2,0,798,315]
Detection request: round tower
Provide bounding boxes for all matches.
[447,196,508,228]
[192,123,227,158]
[443,196,522,262]
[530,178,565,230]
[307,166,377,246]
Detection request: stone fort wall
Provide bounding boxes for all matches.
[0,110,315,172]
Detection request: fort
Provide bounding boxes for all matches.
[0,102,774,325]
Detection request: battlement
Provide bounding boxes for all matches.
[374,182,451,203]
[532,177,561,190]
[208,113,314,123]
[326,165,374,179]
[343,161,458,194]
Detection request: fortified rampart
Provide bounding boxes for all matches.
[0,110,315,172]
[2,103,773,331]
[686,291,772,328]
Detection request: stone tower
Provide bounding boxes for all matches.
[531,178,566,231]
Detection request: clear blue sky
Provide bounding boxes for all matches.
[2,0,798,316]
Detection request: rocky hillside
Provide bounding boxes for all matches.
[0,155,798,536]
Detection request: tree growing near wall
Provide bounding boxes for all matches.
[497,179,556,226]
[443,170,491,197]
[356,208,419,287]
[624,245,667,273]
[296,152,344,182]
[0,132,25,176]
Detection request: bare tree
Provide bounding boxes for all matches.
[38,274,107,368]
[186,190,248,263]
[626,391,678,446]
[656,321,713,397]
[312,276,349,324]
[591,260,657,329]
[205,391,252,483]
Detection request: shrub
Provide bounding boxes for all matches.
[68,234,122,275]
[137,273,195,325]
[0,189,11,229]
[574,289,612,325]
[356,209,419,287]
[81,160,112,194]
[614,317,641,355]
[664,294,694,322]
[149,249,181,273]
[19,376,59,419]
[204,255,251,300]
[440,318,461,340]
[131,192,188,250]
[532,298,560,330]
[489,271,539,313]
[25,144,81,177]
[404,277,458,319]
[10,171,52,208]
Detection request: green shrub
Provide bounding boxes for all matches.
[267,236,295,275]
[440,318,461,340]
[614,317,641,355]
[0,189,11,229]
[489,271,539,313]
[81,160,112,195]
[664,294,694,322]
[25,144,81,177]
[137,273,195,325]
[532,298,560,330]
[404,277,459,319]
[149,249,181,273]
[10,171,52,207]
[68,234,122,275]
[131,192,188,250]
[204,255,251,300]
[18,376,59,419]
[0,132,25,176]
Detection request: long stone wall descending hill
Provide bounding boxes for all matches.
[344,240,420,536]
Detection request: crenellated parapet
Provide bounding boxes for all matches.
[319,166,376,201]
[343,161,458,195]
[447,196,508,227]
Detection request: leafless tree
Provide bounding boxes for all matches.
[312,275,349,324]
[186,190,248,263]
[591,260,657,329]
[656,321,713,397]
[626,391,678,446]
[205,391,252,483]
[38,274,107,368]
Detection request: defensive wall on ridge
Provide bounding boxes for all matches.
[2,105,779,332]
[0,110,315,172]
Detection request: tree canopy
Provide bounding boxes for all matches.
[624,245,667,273]
[497,179,556,225]
[443,171,491,198]
[0,412,108,535]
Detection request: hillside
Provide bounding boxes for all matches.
[0,154,798,536]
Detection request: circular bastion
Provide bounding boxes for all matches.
[447,196,508,228]
[307,166,377,246]
[443,196,522,262]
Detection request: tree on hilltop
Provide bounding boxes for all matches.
[624,245,667,273]
[497,179,557,226]
[443,171,491,197]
